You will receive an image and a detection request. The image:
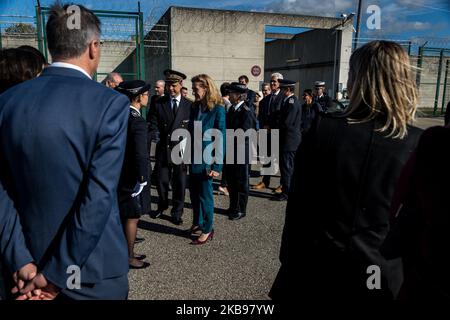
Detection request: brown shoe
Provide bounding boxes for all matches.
[273,186,283,194]
[252,182,266,190]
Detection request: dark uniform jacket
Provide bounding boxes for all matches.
[146,94,164,142]
[148,95,192,164]
[118,108,149,200]
[226,101,257,164]
[301,102,322,133]
[270,111,422,301]
[315,93,334,113]
[279,95,302,152]
[258,91,284,129]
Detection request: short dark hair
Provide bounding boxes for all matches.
[303,89,313,97]
[0,48,44,94]
[18,45,47,66]
[46,3,101,60]
[238,75,249,84]
[220,82,230,97]
[181,87,188,91]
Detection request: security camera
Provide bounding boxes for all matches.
[341,13,347,18]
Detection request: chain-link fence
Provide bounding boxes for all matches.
[354,38,450,116]
[0,0,169,83]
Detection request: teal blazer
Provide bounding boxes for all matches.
[189,103,226,175]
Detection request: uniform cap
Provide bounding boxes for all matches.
[164,69,187,83]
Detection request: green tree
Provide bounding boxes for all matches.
[5,23,36,34]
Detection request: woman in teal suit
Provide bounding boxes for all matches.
[189,74,226,245]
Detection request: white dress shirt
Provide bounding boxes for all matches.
[50,62,92,79]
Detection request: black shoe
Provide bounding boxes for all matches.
[172,216,183,226]
[129,261,150,269]
[273,194,288,201]
[229,212,246,220]
[152,211,163,219]
[134,254,147,260]
[134,237,145,244]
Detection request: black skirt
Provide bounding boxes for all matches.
[119,195,142,219]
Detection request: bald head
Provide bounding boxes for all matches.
[105,72,123,88]
[155,80,165,96]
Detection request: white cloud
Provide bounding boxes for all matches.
[264,0,354,17]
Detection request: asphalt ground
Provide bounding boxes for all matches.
[129,166,284,300]
[128,116,444,300]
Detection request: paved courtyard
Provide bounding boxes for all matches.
[129,116,445,300]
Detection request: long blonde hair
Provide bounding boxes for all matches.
[345,41,418,139]
[191,74,223,110]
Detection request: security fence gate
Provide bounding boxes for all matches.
[35,5,145,82]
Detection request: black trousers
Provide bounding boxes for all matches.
[280,151,296,196]
[155,161,187,217]
[260,132,277,187]
[227,164,250,214]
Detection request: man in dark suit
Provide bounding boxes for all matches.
[148,69,192,225]
[0,4,129,300]
[274,79,302,201]
[253,72,284,191]
[238,75,256,110]
[225,83,257,220]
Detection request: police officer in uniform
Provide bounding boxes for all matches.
[148,69,192,225]
[116,80,151,269]
[275,79,302,201]
[225,83,257,220]
[313,81,334,114]
[253,73,284,191]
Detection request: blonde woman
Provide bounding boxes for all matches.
[270,41,423,301]
[188,74,226,245]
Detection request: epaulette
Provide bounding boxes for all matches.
[241,104,251,112]
[131,109,140,118]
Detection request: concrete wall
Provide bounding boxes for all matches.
[169,7,265,93]
[168,7,348,94]
[1,34,37,49]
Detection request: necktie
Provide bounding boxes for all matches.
[172,98,178,117]
[268,94,274,115]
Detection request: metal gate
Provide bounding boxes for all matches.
[36,4,145,82]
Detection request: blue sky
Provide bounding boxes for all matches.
[1,0,449,48]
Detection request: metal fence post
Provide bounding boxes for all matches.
[36,5,43,53]
[433,49,444,116]
[441,59,449,115]
[416,45,424,88]
[138,3,145,81]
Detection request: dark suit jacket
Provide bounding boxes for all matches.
[148,95,192,164]
[0,66,129,292]
[279,95,302,152]
[226,102,257,164]
[382,126,450,300]
[258,92,284,129]
[118,108,149,199]
[0,182,33,273]
[270,112,422,301]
